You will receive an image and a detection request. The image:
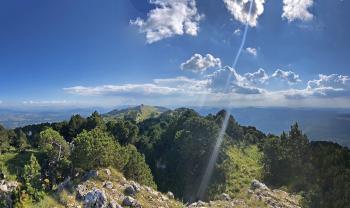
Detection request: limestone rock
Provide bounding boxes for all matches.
[251,179,269,190]
[167,191,174,199]
[83,188,108,208]
[122,196,141,207]
[125,185,137,196]
[103,181,113,189]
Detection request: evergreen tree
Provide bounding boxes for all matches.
[123,145,157,188]
[39,128,71,187]
[23,154,44,201]
[86,111,105,130]
[71,128,121,170]
[14,129,30,151]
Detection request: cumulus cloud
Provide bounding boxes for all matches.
[245,47,257,56]
[244,68,269,84]
[223,0,265,27]
[282,0,314,22]
[284,74,350,99]
[207,66,262,94]
[272,69,301,84]
[64,68,350,107]
[180,53,222,72]
[130,0,203,43]
[307,74,350,96]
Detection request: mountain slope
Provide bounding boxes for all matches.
[103,104,169,122]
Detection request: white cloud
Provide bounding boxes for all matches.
[244,68,269,84]
[234,28,241,35]
[22,100,70,105]
[307,74,350,97]
[207,66,262,94]
[282,0,314,22]
[245,47,257,56]
[223,0,265,27]
[180,53,222,72]
[130,0,203,43]
[64,84,179,96]
[284,74,350,99]
[272,69,301,84]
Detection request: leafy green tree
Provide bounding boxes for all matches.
[39,128,70,163]
[23,154,44,201]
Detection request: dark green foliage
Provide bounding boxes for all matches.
[86,111,105,131]
[1,107,349,207]
[147,109,221,201]
[123,145,157,188]
[107,119,139,145]
[71,128,120,170]
[14,129,30,151]
[39,128,71,187]
[302,142,350,208]
[65,114,87,141]
[0,124,11,153]
[23,154,44,201]
[262,124,350,208]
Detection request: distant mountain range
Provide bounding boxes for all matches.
[1,105,349,147]
[194,107,350,147]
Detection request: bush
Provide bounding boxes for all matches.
[123,145,157,188]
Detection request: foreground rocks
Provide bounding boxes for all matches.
[188,180,301,208]
[57,169,300,208]
[62,169,182,208]
[0,180,19,208]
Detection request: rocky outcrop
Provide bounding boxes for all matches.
[249,180,301,208]
[60,170,300,208]
[187,180,301,208]
[83,188,108,208]
[68,168,182,208]
[0,180,19,208]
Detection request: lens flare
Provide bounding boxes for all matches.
[197,0,254,200]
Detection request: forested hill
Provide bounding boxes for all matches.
[103,104,169,122]
[1,106,349,148]
[0,107,349,207]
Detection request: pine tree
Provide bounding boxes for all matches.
[23,154,44,201]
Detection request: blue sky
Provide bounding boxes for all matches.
[0,0,349,108]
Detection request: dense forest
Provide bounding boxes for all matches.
[0,107,349,207]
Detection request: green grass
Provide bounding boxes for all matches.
[104,105,168,123]
[209,145,263,199]
[0,149,41,181]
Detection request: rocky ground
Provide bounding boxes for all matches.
[187,180,301,208]
[0,168,301,208]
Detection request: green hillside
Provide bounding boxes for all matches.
[103,104,169,122]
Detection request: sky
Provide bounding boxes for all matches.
[0,0,350,109]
